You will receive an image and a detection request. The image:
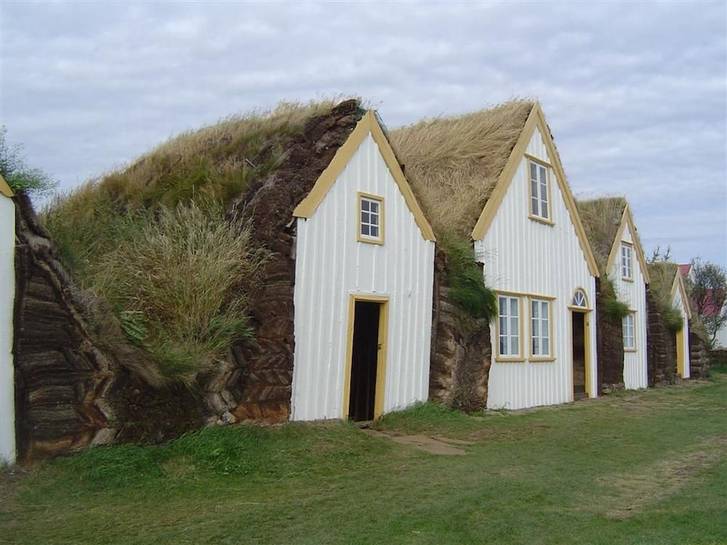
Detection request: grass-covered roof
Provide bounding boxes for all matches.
[576,197,628,274]
[390,100,534,237]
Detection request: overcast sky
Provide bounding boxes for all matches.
[1,1,725,266]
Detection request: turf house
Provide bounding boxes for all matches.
[392,101,601,410]
[646,262,692,383]
[9,99,436,462]
[0,175,15,464]
[577,198,650,390]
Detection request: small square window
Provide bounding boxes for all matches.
[358,194,384,244]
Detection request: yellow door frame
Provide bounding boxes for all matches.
[676,329,685,377]
[342,294,389,419]
[569,307,593,399]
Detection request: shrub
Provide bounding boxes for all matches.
[0,127,57,196]
[440,234,497,321]
[600,277,631,321]
[662,306,684,333]
[90,200,268,379]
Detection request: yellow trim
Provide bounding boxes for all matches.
[497,289,556,301]
[494,293,525,361]
[356,192,385,245]
[526,156,555,225]
[0,173,14,197]
[528,297,555,360]
[293,110,435,242]
[571,287,590,309]
[341,294,389,420]
[471,103,599,277]
[671,272,692,320]
[570,306,593,398]
[605,205,651,284]
[676,328,686,377]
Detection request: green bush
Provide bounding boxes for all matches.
[601,277,631,321]
[440,234,497,320]
[662,306,684,333]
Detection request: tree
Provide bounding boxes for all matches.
[0,126,57,196]
[688,258,727,348]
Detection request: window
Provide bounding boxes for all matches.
[621,243,633,280]
[530,299,551,357]
[572,289,588,308]
[358,194,383,244]
[529,160,550,220]
[498,295,521,358]
[623,313,635,350]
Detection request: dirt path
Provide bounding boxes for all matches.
[362,429,474,455]
[596,434,727,519]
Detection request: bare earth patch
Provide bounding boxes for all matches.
[596,435,727,519]
[362,429,472,455]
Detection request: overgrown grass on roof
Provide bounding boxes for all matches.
[42,100,338,378]
[576,197,628,273]
[390,100,534,237]
[648,262,684,333]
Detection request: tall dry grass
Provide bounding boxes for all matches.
[91,201,268,378]
[391,100,533,236]
[576,197,627,273]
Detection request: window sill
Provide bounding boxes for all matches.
[529,357,555,363]
[624,347,637,353]
[357,236,384,246]
[528,214,554,226]
[495,357,525,363]
[621,277,634,283]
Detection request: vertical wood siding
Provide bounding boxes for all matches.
[476,127,597,410]
[291,134,435,420]
[0,196,15,463]
[673,286,691,378]
[609,223,648,389]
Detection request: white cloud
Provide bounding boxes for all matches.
[0,0,725,265]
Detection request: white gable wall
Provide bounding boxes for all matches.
[608,222,648,389]
[0,195,15,464]
[475,127,597,410]
[291,133,435,420]
[673,284,691,378]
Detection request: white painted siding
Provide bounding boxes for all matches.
[608,223,648,389]
[673,286,691,378]
[0,196,15,464]
[291,133,435,420]
[476,127,598,410]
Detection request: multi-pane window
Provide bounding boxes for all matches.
[529,160,549,220]
[623,313,635,350]
[498,295,520,357]
[621,244,633,280]
[359,195,383,243]
[530,299,551,357]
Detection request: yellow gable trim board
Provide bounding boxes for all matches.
[0,174,13,197]
[293,110,436,242]
[671,272,692,320]
[471,104,600,278]
[605,205,651,284]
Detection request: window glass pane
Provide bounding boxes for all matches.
[543,338,549,355]
[369,201,378,213]
[500,316,507,336]
[532,337,539,355]
[530,162,537,179]
[361,211,369,224]
[370,213,378,227]
[532,301,539,318]
[541,197,548,219]
[370,226,379,238]
[361,224,370,236]
[510,317,518,335]
[361,199,370,212]
[500,338,507,355]
[510,298,518,316]
[510,336,518,355]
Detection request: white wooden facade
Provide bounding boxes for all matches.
[473,107,600,410]
[0,187,15,464]
[607,212,649,389]
[672,275,691,378]
[290,113,435,421]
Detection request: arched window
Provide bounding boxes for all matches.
[572,289,588,308]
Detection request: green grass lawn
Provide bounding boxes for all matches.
[3,369,727,545]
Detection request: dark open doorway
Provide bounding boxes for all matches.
[348,301,382,421]
[572,312,587,400]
